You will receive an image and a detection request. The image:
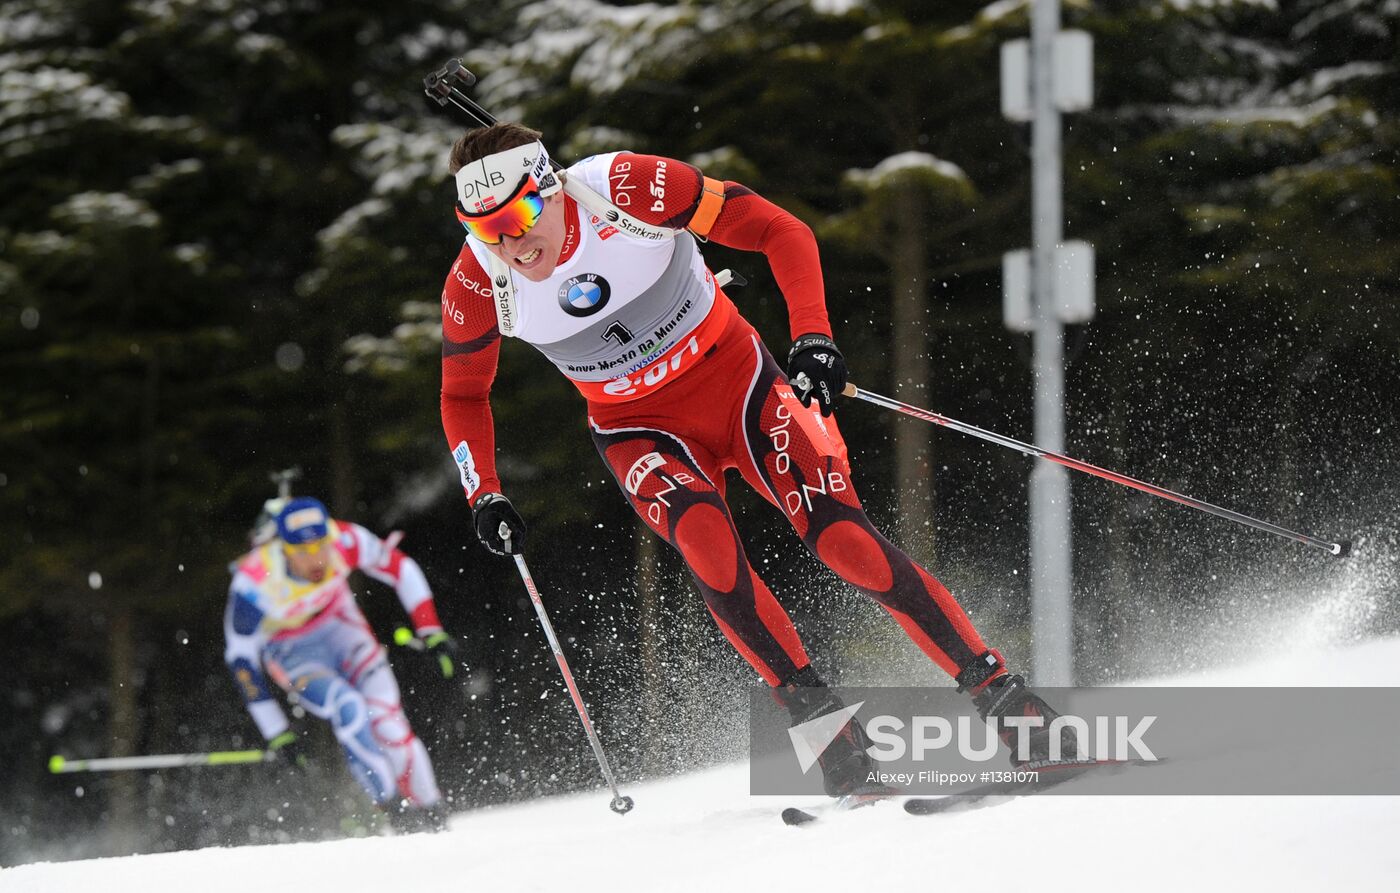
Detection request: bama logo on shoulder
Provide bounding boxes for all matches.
[453,441,480,496]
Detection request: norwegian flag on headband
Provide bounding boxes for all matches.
[472,196,498,214]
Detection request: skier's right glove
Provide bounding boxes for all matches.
[473,492,526,556]
[268,730,309,771]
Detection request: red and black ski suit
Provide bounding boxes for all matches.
[440,151,993,687]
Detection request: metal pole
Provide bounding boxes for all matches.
[1030,0,1074,685]
[49,750,273,773]
[511,551,634,814]
[839,383,1348,557]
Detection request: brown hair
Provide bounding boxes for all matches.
[448,123,544,175]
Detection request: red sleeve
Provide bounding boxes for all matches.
[606,152,831,340]
[410,600,443,634]
[440,247,503,502]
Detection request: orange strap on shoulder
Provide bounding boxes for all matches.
[687,176,725,239]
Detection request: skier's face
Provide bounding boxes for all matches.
[484,191,567,282]
[284,540,330,582]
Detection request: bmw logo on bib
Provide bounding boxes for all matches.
[559,274,611,317]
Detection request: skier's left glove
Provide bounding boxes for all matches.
[787,333,847,417]
[473,492,526,556]
[423,631,462,680]
[268,730,310,772]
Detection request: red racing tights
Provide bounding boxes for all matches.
[588,314,991,686]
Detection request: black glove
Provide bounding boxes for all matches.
[787,333,847,417]
[423,631,462,679]
[473,492,526,556]
[268,729,309,771]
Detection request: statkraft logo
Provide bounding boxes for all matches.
[453,440,480,496]
[612,215,668,241]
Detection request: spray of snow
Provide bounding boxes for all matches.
[11,637,1400,889]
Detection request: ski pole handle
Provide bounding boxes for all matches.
[840,382,1349,557]
[424,60,497,129]
[423,60,486,118]
[424,58,476,95]
[49,749,274,773]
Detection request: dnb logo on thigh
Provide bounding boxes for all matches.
[559,273,611,317]
[624,450,696,525]
[766,401,848,515]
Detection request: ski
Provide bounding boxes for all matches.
[903,758,1158,816]
[780,807,820,826]
[781,787,901,826]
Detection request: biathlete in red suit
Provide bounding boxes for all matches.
[439,123,1073,795]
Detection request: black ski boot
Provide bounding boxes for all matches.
[957,651,1080,767]
[772,666,893,798]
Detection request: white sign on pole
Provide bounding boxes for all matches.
[1002,248,1033,332]
[1053,30,1093,113]
[1000,39,1031,122]
[1053,240,1095,324]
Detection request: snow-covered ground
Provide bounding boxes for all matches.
[8,638,1400,892]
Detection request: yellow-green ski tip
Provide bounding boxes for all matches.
[393,627,413,646]
[48,755,66,773]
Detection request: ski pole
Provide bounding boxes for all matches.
[48,749,273,774]
[839,382,1349,557]
[505,530,634,815]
